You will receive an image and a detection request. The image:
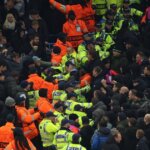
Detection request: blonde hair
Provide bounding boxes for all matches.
[3,13,16,30]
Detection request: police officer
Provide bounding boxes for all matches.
[52,81,67,104]
[39,111,59,150]
[62,134,86,150]
[92,0,108,22]
[54,102,66,124]
[53,119,73,150]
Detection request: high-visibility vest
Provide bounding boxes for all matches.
[65,143,86,150]
[52,90,67,102]
[39,119,59,147]
[15,106,40,139]
[92,0,107,16]
[0,122,14,150]
[27,90,39,108]
[53,130,73,150]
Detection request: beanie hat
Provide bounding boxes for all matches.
[118,112,126,121]
[5,96,16,107]
[16,92,26,104]
[39,88,48,97]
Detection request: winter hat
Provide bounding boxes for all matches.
[16,92,26,104]
[5,97,16,107]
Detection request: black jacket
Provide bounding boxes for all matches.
[136,137,149,150]
[80,125,94,150]
[102,136,120,150]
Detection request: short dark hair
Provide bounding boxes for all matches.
[82,116,89,125]
[128,117,137,126]
[99,116,108,127]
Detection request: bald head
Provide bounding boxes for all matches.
[119,86,129,94]
[144,114,150,125]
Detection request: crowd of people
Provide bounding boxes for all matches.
[0,0,150,150]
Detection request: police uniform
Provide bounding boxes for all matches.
[39,118,59,148]
[53,128,73,150]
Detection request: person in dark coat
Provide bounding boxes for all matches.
[0,74,6,102]
[111,46,128,74]
[123,118,138,150]
[0,0,19,24]
[0,97,17,126]
[80,116,94,150]
[102,128,122,150]
[144,114,150,148]
[136,129,149,150]
[91,116,111,150]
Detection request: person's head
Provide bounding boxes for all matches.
[128,117,137,127]
[5,0,14,9]
[117,112,126,122]
[65,61,75,73]
[20,80,31,91]
[88,49,99,61]
[31,20,40,31]
[39,88,48,98]
[99,116,108,128]
[67,92,77,101]
[68,10,76,21]
[54,102,64,112]
[119,86,129,95]
[6,114,15,123]
[92,66,102,77]
[83,33,93,41]
[13,127,31,150]
[136,51,144,63]
[82,116,89,126]
[29,9,40,20]
[58,32,67,43]
[72,134,81,144]
[111,128,122,143]
[45,111,57,122]
[30,34,40,47]
[112,48,121,57]
[61,119,70,128]
[0,60,8,73]
[123,0,130,9]
[105,19,113,31]
[74,105,84,112]
[11,52,21,64]
[144,114,150,125]
[106,10,115,20]
[6,13,15,23]
[144,65,150,76]
[128,89,140,101]
[110,4,117,14]
[95,24,102,32]
[5,96,16,107]
[15,92,26,106]
[112,82,122,93]
[136,129,145,139]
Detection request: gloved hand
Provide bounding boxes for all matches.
[40,112,45,118]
